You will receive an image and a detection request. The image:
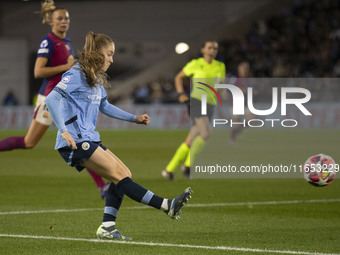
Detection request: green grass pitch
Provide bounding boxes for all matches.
[0,129,339,254]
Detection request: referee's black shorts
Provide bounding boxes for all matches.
[190,98,215,123]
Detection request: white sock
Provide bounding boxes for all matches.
[102,221,115,227]
[160,199,169,212]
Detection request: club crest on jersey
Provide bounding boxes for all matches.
[82,142,90,151]
[62,76,71,83]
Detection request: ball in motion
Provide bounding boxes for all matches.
[303,154,336,187]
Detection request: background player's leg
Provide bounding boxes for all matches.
[0,117,108,198]
[87,169,109,199]
[0,119,49,151]
[182,123,201,177]
[162,132,190,180]
[189,117,210,163]
[25,121,108,198]
[24,120,50,148]
[183,117,210,178]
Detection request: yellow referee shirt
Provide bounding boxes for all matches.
[183,57,225,105]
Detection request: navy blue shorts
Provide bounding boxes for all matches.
[58,141,107,172]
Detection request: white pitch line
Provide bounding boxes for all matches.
[0,198,339,215]
[186,198,340,207]
[0,234,339,255]
[0,208,103,215]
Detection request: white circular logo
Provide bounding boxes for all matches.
[82,142,90,151]
[40,39,48,48]
[62,76,70,83]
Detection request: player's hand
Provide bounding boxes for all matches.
[135,114,150,125]
[61,130,77,150]
[178,94,189,103]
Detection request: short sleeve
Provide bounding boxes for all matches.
[54,68,82,97]
[220,62,226,81]
[182,59,197,77]
[37,36,54,59]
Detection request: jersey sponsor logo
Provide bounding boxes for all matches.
[83,93,101,105]
[87,94,101,101]
[61,76,71,83]
[82,142,90,151]
[40,39,48,48]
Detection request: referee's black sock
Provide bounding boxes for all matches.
[117,177,169,211]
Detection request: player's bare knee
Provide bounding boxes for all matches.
[201,133,210,140]
[110,167,131,182]
[23,141,36,149]
[201,129,211,140]
[106,172,122,185]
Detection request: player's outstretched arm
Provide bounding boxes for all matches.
[99,99,136,122]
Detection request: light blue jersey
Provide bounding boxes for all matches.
[45,63,136,149]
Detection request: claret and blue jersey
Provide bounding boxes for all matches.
[37,32,75,96]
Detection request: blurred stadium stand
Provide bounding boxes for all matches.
[0,0,290,105]
[0,0,339,106]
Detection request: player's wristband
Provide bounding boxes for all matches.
[178,92,186,97]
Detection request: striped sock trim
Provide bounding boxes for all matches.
[104,206,118,217]
[141,190,154,205]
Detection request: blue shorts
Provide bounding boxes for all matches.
[58,141,107,172]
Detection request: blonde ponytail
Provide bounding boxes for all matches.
[35,0,56,24]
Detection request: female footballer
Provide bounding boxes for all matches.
[0,0,109,198]
[45,31,192,239]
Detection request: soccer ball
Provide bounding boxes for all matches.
[303,154,336,187]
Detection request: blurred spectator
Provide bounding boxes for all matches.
[221,0,340,79]
[132,84,151,104]
[332,59,340,77]
[124,0,340,104]
[3,90,18,106]
[159,77,178,104]
[149,81,163,104]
